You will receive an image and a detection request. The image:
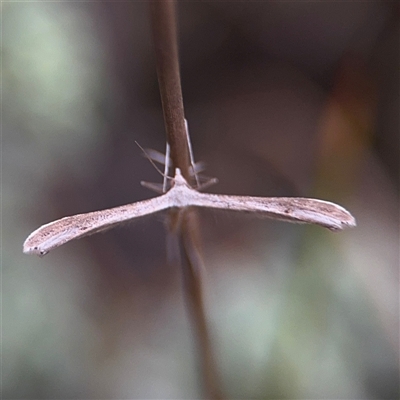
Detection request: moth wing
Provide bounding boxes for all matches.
[191,193,356,231]
[23,194,171,256]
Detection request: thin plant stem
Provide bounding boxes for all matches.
[150,0,190,180]
[149,1,223,398]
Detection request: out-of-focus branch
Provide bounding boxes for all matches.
[181,210,223,399]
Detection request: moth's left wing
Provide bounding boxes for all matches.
[23,194,171,256]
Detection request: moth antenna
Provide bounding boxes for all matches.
[163,142,171,192]
[184,119,200,188]
[135,141,172,183]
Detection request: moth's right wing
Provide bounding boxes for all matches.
[191,192,356,232]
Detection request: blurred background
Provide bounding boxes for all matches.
[3,2,399,399]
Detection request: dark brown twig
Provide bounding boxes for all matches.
[149,1,223,398]
[150,1,191,181]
